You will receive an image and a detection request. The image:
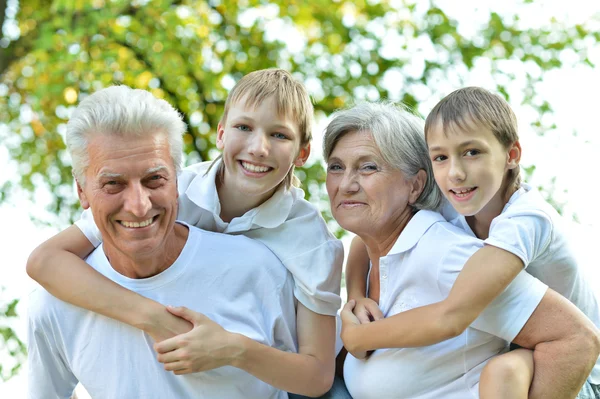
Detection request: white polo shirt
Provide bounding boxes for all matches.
[76,159,343,316]
[343,210,548,399]
[447,183,600,384]
[28,224,296,399]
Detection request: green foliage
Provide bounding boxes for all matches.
[0,293,26,381]
[0,0,598,377]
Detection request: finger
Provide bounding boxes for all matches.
[154,336,183,354]
[355,309,371,325]
[174,368,194,375]
[166,306,203,324]
[342,300,356,313]
[365,304,384,321]
[163,360,188,372]
[371,306,385,320]
[157,348,186,364]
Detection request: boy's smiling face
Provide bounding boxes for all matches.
[427,117,520,219]
[216,95,310,203]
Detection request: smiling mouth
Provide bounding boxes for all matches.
[450,187,477,198]
[240,161,272,173]
[119,215,158,228]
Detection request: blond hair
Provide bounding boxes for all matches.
[217,68,313,188]
[424,87,521,197]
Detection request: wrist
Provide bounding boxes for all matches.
[134,302,167,333]
[228,332,249,369]
[347,290,367,301]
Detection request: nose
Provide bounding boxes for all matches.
[123,182,152,218]
[248,132,269,158]
[448,158,466,182]
[340,170,360,194]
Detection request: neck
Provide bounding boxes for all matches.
[216,173,277,223]
[466,184,517,240]
[103,223,189,279]
[360,208,416,262]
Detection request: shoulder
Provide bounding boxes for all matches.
[177,161,213,186]
[28,287,70,327]
[411,212,483,274]
[501,185,557,223]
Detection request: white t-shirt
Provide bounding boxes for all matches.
[344,210,548,399]
[447,183,600,384]
[28,224,296,399]
[76,160,343,316]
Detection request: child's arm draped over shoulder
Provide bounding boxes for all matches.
[26,225,191,341]
[156,303,336,397]
[345,236,384,323]
[342,245,524,352]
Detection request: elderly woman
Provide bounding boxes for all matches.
[323,102,598,398]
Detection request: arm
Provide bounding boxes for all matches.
[513,289,600,399]
[156,302,336,397]
[26,225,191,341]
[346,236,384,323]
[342,245,524,352]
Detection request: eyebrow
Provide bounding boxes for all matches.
[97,166,169,180]
[231,116,294,132]
[145,166,169,175]
[429,139,482,152]
[327,154,378,164]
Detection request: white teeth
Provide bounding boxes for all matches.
[121,218,153,228]
[241,161,270,173]
[452,188,475,197]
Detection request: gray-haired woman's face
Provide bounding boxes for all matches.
[326,130,422,237]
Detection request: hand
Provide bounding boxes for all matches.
[352,297,384,324]
[154,306,242,375]
[145,306,193,343]
[340,300,368,359]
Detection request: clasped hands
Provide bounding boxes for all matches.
[340,297,384,360]
[149,306,242,375]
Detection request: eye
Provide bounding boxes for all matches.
[104,180,120,186]
[360,163,378,172]
[236,124,251,132]
[272,132,288,140]
[146,175,165,188]
[464,149,480,157]
[432,155,447,162]
[327,163,343,172]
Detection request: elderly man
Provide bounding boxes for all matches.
[27,86,296,398]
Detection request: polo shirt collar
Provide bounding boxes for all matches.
[387,210,446,256]
[183,159,222,217]
[183,158,297,229]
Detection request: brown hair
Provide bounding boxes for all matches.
[424,86,521,197]
[217,68,313,188]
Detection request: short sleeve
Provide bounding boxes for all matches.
[436,231,548,343]
[281,239,344,316]
[470,272,547,341]
[28,291,79,398]
[74,208,102,248]
[250,204,344,317]
[485,211,553,269]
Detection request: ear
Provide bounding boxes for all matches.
[506,140,521,170]
[294,143,311,167]
[408,169,427,205]
[216,122,225,150]
[76,180,91,210]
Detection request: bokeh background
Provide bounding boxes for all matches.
[1,0,599,396]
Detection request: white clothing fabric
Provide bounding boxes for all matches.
[76,159,343,316]
[344,210,548,399]
[28,224,296,399]
[447,183,600,384]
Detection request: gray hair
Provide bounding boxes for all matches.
[66,85,186,185]
[323,102,442,211]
